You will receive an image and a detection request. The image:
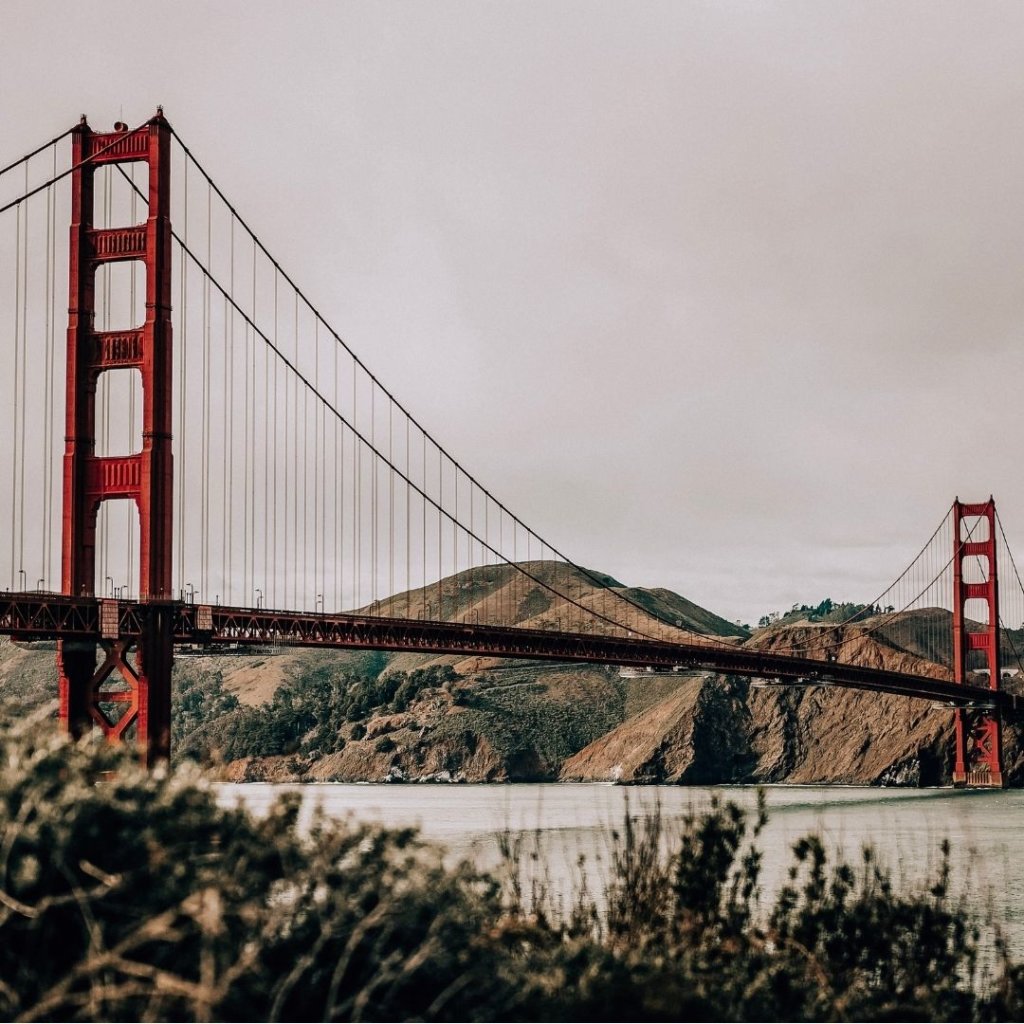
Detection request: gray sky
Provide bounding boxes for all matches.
[4,0,1024,624]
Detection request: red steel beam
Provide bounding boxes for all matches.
[951,498,1004,787]
[57,112,175,766]
[5,592,1018,713]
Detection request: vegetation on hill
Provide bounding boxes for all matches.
[2,718,1024,1021]
[756,598,889,629]
[175,662,458,764]
[437,669,626,778]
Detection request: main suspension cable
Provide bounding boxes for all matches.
[994,510,1024,680]
[0,120,150,219]
[166,223,700,644]
[164,127,705,641]
[762,506,954,657]
[0,126,74,181]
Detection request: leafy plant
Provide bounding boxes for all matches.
[2,716,1023,1021]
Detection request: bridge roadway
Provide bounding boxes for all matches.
[1,591,1018,713]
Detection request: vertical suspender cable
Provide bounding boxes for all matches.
[371,383,376,606]
[10,198,20,588]
[405,413,411,616]
[334,325,341,609]
[178,158,188,596]
[42,154,53,590]
[19,163,29,586]
[421,431,426,615]
[250,243,258,602]
[314,318,319,607]
[242,277,250,600]
[437,447,442,617]
[294,291,301,607]
[261,230,269,608]
[282,273,290,606]
[262,250,270,606]
[222,216,233,603]
[202,177,211,599]
[453,465,458,593]
[303,313,309,608]
[353,369,358,609]
[513,518,518,624]
[273,271,279,607]
[47,146,58,589]
[340,385,348,609]
[318,321,325,609]
[221,284,229,604]
[389,400,394,607]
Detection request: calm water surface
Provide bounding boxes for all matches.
[218,783,1024,952]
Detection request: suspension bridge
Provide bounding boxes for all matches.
[0,110,1022,786]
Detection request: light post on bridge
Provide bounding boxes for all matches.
[18,569,26,592]
[316,594,324,613]
[255,588,263,610]
[105,576,113,598]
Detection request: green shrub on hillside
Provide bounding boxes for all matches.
[174,664,457,764]
[171,671,239,749]
[758,599,886,629]
[442,675,625,776]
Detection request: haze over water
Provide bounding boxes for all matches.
[223,783,1024,954]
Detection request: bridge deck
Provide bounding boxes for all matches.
[0,592,1015,713]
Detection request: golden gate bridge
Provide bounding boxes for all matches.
[0,110,1022,786]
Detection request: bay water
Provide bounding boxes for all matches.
[219,783,1024,954]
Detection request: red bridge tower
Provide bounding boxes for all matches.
[951,498,1004,787]
[57,111,174,766]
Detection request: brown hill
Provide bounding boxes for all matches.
[357,560,746,642]
[561,611,1024,786]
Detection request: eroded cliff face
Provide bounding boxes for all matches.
[746,686,950,785]
[559,675,957,786]
[559,673,753,784]
[560,617,1023,787]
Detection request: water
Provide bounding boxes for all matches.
[218,782,1024,953]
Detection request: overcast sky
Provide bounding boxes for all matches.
[4,0,1024,624]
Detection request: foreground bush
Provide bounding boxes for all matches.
[0,719,511,1021]
[1,717,1023,1021]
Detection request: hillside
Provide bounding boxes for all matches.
[562,610,1024,786]
[354,560,747,642]
[2,564,1020,786]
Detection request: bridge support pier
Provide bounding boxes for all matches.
[136,609,174,761]
[58,112,174,767]
[951,498,1004,788]
[57,643,97,740]
[57,620,170,760]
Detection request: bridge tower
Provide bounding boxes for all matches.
[57,111,174,766]
[951,498,1003,787]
